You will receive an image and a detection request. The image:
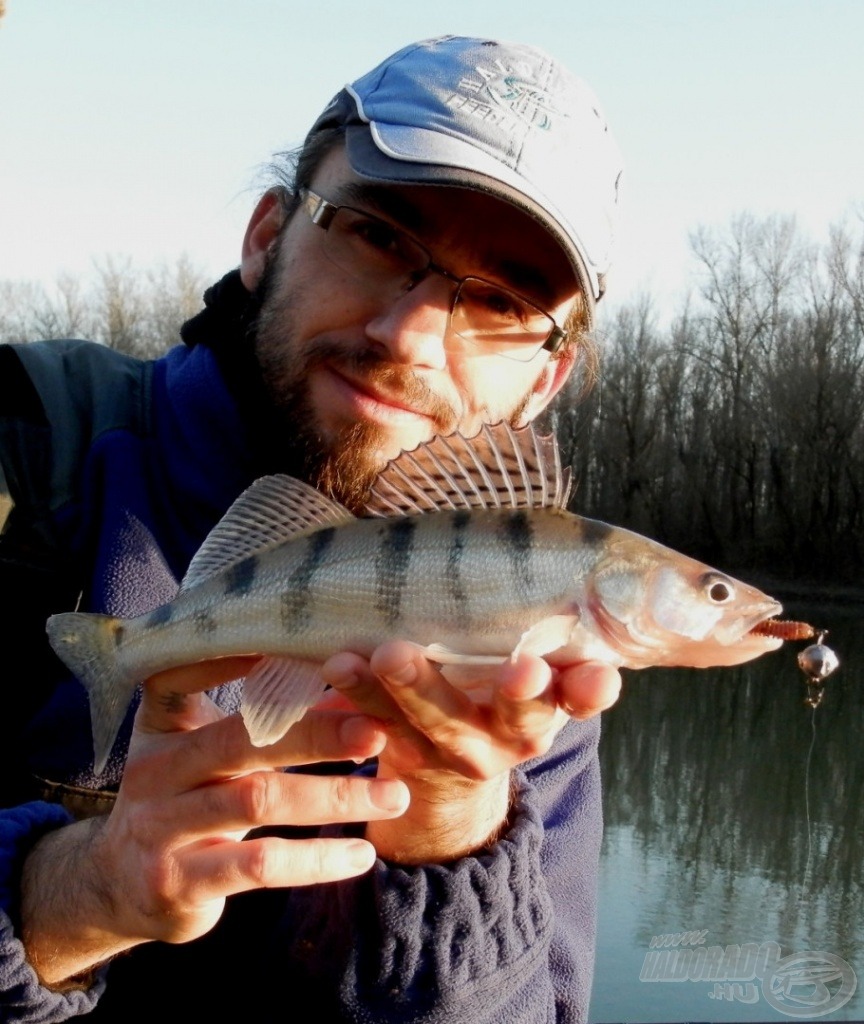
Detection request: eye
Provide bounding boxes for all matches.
[464,280,531,325]
[350,215,403,254]
[482,289,518,317]
[701,573,735,604]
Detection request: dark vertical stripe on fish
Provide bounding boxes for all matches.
[501,510,533,605]
[446,510,471,625]
[225,555,259,597]
[281,527,336,633]
[375,517,417,626]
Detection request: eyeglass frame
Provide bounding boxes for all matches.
[297,188,569,359]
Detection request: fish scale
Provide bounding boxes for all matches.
[47,422,787,774]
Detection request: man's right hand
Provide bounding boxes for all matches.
[20,657,409,988]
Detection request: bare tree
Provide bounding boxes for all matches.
[574,212,863,584]
[0,255,208,356]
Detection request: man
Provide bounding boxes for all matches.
[0,36,624,1022]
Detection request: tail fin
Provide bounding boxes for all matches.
[46,612,139,775]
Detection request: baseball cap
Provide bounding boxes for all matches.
[305,35,624,326]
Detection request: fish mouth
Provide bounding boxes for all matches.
[714,600,785,647]
[690,602,787,667]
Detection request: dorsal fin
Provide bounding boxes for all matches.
[181,475,354,591]
[364,422,572,517]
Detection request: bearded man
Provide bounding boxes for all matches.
[0,36,623,1023]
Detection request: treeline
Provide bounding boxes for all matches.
[557,213,864,587]
[0,254,208,360]
[3,214,863,585]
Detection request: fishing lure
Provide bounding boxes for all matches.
[753,618,840,707]
[797,632,840,708]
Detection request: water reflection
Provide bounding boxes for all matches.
[590,608,863,1023]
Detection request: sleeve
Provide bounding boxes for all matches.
[0,803,107,1023]
[264,716,602,1024]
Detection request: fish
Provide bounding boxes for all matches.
[47,422,788,774]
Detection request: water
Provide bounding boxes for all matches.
[589,607,863,1023]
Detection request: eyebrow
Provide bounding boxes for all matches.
[330,182,428,234]
[326,181,560,308]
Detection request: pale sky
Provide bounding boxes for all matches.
[1,0,861,327]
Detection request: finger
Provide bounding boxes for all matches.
[322,647,443,758]
[324,645,481,771]
[556,661,623,719]
[163,769,410,838]
[124,710,390,795]
[175,835,379,905]
[368,641,479,732]
[148,657,262,694]
[321,650,408,722]
[494,654,555,703]
[137,657,262,736]
[279,709,388,766]
[490,655,565,749]
[366,643,531,777]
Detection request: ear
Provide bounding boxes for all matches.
[239,190,288,291]
[517,346,578,425]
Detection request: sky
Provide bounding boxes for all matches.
[1,0,862,328]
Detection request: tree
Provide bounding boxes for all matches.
[0,255,208,357]
[573,212,864,584]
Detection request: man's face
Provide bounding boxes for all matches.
[245,146,580,510]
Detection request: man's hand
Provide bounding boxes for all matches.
[20,657,409,988]
[322,644,621,864]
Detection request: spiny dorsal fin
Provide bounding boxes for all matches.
[364,422,572,517]
[181,475,354,591]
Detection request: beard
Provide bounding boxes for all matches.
[246,243,535,514]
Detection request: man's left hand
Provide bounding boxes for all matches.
[321,643,621,864]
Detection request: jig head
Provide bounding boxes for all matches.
[797,632,840,708]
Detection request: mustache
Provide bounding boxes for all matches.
[300,339,460,429]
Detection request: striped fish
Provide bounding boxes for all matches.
[47,423,785,774]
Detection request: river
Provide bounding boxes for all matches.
[589,605,863,1023]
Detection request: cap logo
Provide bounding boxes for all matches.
[447,59,563,134]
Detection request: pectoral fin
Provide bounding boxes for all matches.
[512,615,581,659]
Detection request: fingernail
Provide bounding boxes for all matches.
[385,661,417,687]
[333,670,359,690]
[369,779,409,813]
[347,840,376,871]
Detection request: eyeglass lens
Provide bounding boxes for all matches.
[322,206,555,362]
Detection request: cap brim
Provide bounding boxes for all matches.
[343,124,598,328]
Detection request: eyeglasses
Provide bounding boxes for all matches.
[299,189,568,362]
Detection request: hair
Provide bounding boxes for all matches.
[266,125,347,219]
[264,125,598,396]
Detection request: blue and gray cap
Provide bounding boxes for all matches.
[306,35,624,327]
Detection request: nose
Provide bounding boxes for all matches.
[363,274,453,369]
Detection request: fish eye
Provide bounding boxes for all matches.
[701,573,735,604]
